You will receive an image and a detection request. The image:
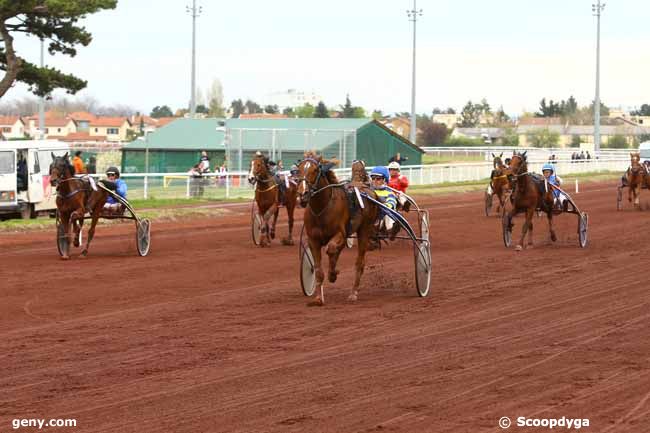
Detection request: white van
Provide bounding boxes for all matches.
[639,141,650,164]
[0,140,70,219]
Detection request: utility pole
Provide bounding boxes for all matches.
[187,0,202,117]
[592,1,605,155]
[407,1,423,145]
[38,39,44,139]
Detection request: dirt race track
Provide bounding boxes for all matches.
[1,181,649,433]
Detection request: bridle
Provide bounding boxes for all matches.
[50,157,88,199]
[249,158,276,190]
[297,157,344,216]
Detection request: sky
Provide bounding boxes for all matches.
[5,0,650,116]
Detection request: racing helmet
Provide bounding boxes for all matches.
[387,161,400,171]
[542,163,555,174]
[370,166,390,182]
[106,166,120,177]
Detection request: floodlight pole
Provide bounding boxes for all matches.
[38,39,44,139]
[407,1,423,145]
[593,1,605,155]
[187,0,202,117]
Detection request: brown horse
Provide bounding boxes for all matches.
[49,153,109,259]
[297,152,378,304]
[248,153,298,247]
[504,151,556,251]
[620,152,647,209]
[488,153,510,215]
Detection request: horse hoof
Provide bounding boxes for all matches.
[551,233,557,242]
[270,231,276,240]
[61,255,70,260]
[328,270,339,283]
[281,238,294,246]
[515,245,523,252]
[315,296,324,306]
[348,293,358,302]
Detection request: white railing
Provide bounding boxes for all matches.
[421,146,629,161]
[114,158,627,201]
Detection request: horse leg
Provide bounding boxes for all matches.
[81,212,101,257]
[60,213,72,260]
[269,204,279,240]
[349,225,371,301]
[309,238,326,305]
[326,231,346,283]
[547,211,557,242]
[516,208,534,251]
[73,218,84,247]
[635,186,641,209]
[281,199,295,246]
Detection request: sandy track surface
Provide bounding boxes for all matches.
[0,182,648,432]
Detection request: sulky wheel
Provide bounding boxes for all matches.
[502,212,513,248]
[136,218,151,256]
[578,212,588,248]
[300,242,316,297]
[251,201,262,246]
[484,191,492,216]
[419,211,430,241]
[414,241,432,297]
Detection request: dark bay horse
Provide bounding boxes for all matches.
[504,151,556,251]
[297,152,378,304]
[489,153,510,214]
[248,153,298,247]
[620,152,647,209]
[49,153,109,259]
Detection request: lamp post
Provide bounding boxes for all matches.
[407,1,423,145]
[592,1,605,155]
[186,0,202,117]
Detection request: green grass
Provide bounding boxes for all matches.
[128,196,249,210]
[422,154,486,165]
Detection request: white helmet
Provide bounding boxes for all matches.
[388,161,400,170]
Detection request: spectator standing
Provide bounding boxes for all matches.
[388,152,408,165]
[87,156,97,174]
[199,151,210,173]
[72,150,86,174]
[188,164,203,197]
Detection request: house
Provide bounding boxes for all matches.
[40,118,77,139]
[67,111,97,132]
[452,127,506,144]
[0,116,26,139]
[381,117,412,140]
[88,117,132,142]
[432,113,461,129]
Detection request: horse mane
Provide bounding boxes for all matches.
[302,151,339,183]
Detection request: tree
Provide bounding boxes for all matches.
[206,78,225,117]
[195,104,208,114]
[445,107,456,114]
[342,95,354,118]
[528,128,560,148]
[479,98,491,115]
[565,96,578,116]
[231,99,244,118]
[502,127,519,146]
[494,106,510,125]
[0,1,117,99]
[294,103,314,118]
[632,104,650,116]
[264,104,279,114]
[351,107,365,118]
[283,107,295,116]
[606,135,628,149]
[588,100,610,117]
[418,118,449,146]
[371,110,383,120]
[244,100,262,114]
[314,101,329,118]
[150,105,173,118]
[460,101,480,127]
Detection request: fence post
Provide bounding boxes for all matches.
[226,173,230,198]
[186,175,190,198]
[144,174,148,200]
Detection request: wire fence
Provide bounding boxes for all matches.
[112,158,628,201]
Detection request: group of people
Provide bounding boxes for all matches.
[188,151,229,197]
[369,161,410,235]
[571,151,591,161]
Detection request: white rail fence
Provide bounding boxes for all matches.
[117,158,627,200]
[421,146,630,161]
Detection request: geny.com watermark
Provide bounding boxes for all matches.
[499,416,590,429]
[11,419,77,430]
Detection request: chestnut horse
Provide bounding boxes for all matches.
[504,151,556,251]
[489,153,510,214]
[248,153,297,246]
[620,152,647,209]
[297,153,378,304]
[49,153,109,259]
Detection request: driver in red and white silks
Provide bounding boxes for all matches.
[387,161,409,208]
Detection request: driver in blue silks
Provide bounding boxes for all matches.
[370,166,398,234]
[104,166,127,213]
[542,163,568,211]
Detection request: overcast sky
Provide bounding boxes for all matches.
[5,0,650,116]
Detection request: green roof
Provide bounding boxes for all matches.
[124,118,225,150]
[226,118,372,130]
